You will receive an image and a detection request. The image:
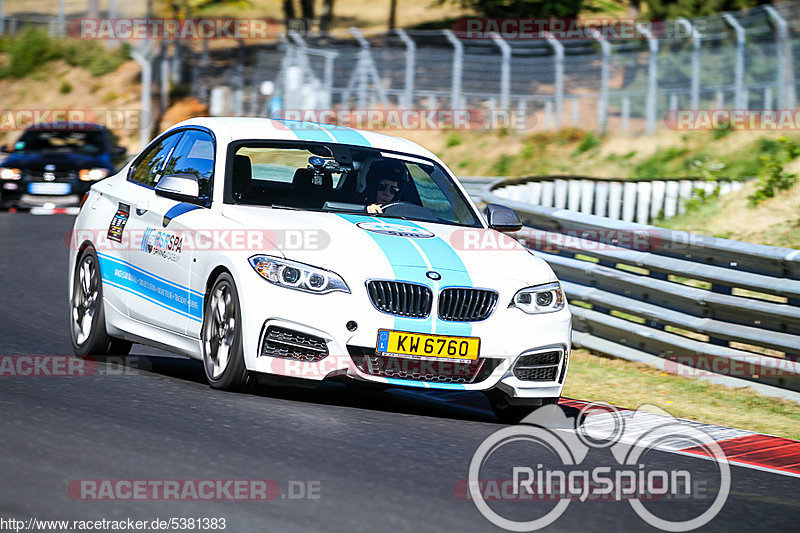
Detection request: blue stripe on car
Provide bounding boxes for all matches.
[337,213,434,334]
[164,203,201,222]
[385,378,466,390]
[337,214,474,337]
[275,120,336,143]
[317,124,371,146]
[97,253,203,321]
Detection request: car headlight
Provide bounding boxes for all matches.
[79,168,109,181]
[248,255,350,294]
[509,282,565,314]
[0,167,21,180]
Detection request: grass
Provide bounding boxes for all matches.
[563,349,800,440]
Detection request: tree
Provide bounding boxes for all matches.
[645,0,769,19]
[451,0,584,18]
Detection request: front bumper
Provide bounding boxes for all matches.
[1,180,91,208]
[237,273,571,399]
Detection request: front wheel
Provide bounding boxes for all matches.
[70,247,132,357]
[202,273,251,391]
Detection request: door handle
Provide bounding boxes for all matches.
[135,201,149,216]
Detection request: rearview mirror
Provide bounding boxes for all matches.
[486,203,522,232]
[155,173,202,204]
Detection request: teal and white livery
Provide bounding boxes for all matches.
[68,118,571,423]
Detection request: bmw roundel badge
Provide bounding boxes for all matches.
[426,271,441,281]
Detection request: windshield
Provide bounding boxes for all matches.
[226,143,481,227]
[15,130,107,155]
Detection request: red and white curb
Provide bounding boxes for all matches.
[392,390,800,479]
[560,398,800,479]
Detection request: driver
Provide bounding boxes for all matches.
[365,159,408,214]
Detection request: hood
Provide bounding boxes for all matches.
[221,205,556,288]
[1,151,112,171]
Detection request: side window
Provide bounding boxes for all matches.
[161,130,215,198]
[129,133,182,187]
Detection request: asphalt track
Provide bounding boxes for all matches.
[0,212,798,532]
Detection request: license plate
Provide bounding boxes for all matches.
[376,329,480,361]
[28,182,71,195]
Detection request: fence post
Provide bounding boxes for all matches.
[131,41,154,150]
[677,18,701,111]
[590,29,610,133]
[621,95,630,133]
[489,32,511,113]
[764,5,789,109]
[395,29,416,108]
[442,29,463,109]
[544,32,564,130]
[637,23,659,134]
[58,0,65,36]
[722,13,746,110]
[349,27,389,109]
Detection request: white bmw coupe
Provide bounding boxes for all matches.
[68,118,571,422]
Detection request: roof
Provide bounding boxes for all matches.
[167,117,442,163]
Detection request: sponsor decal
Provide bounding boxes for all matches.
[356,221,434,239]
[141,227,183,262]
[106,203,130,243]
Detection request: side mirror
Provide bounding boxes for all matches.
[155,173,202,204]
[486,203,522,232]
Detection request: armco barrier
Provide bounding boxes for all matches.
[482,179,800,401]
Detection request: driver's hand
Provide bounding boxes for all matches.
[367,203,384,214]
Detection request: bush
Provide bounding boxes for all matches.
[2,28,54,78]
[445,133,462,147]
[59,80,73,94]
[748,137,800,205]
[0,29,129,79]
[573,132,600,155]
[492,154,514,175]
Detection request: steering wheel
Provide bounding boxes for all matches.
[380,202,438,221]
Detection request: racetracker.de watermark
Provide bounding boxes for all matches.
[65,228,331,253]
[451,18,704,40]
[68,18,281,40]
[664,354,799,379]
[0,356,150,377]
[275,109,531,131]
[665,109,800,130]
[0,109,143,131]
[67,479,321,501]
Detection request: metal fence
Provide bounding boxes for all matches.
[482,180,800,402]
[188,1,800,135]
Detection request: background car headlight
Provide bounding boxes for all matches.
[248,255,350,294]
[510,282,565,314]
[0,167,21,180]
[79,168,109,181]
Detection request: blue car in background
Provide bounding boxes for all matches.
[0,122,126,209]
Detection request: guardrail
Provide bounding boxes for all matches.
[491,175,748,225]
[482,178,800,401]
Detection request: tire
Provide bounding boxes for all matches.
[487,392,560,425]
[70,247,132,357]
[202,272,251,391]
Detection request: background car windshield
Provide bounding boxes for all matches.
[15,130,106,154]
[228,144,480,227]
